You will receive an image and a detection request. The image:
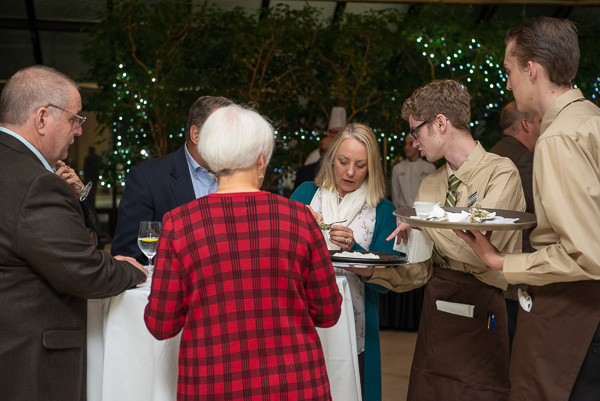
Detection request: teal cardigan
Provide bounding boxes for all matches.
[290,182,398,401]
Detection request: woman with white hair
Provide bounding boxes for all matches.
[144,104,342,401]
[291,123,398,401]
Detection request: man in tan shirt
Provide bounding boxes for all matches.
[457,17,600,400]
[348,80,525,401]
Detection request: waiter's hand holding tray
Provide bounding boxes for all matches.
[329,250,405,269]
[393,207,537,231]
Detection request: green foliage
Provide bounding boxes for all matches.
[82,1,600,191]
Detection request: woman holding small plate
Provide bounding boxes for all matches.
[291,122,398,401]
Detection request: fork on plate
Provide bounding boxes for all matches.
[318,219,347,230]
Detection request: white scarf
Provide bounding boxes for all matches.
[321,181,368,250]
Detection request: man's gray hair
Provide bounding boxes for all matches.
[0,65,78,126]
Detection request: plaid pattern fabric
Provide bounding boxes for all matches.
[431,174,461,269]
[144,191,342,401]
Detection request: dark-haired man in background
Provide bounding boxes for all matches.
[490,100,540,350]
[111,95,233,262]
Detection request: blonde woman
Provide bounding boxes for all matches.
[291,123,398,401]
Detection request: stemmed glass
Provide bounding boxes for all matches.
[57,161,93,201]
[137,221,161,276]
[76,181,93,201]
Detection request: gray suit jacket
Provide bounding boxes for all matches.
[0,132,146,401]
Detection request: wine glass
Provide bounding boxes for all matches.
[56,161,93,201]
[137,221,161,276]
[76,181,93,201]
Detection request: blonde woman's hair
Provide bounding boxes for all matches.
[315,123,385,207]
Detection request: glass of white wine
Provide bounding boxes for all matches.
[137,221,161,277]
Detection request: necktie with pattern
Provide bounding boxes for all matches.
[431,174,460,269]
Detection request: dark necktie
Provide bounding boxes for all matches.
[431,174,460,269]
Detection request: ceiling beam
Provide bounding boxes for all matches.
[0,17,97,32]
[308,0,600,5]
[260,0,270,20]
[553,6,574,17]
[24,0,43,65]
[332,1,347,23]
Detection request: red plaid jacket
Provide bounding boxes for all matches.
[144,191,342,401]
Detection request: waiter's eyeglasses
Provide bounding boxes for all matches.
[409,121,427,141]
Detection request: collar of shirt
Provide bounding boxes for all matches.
[448,141,486,186]
[540,88,585,135]
[184,144,217,198]
[0,126,53,172]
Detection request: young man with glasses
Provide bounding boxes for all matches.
[456,17,600,400]
[352,79,525,400]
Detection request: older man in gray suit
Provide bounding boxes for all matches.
[0,65,147,401]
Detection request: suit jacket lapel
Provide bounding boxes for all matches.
[169,145,196,205]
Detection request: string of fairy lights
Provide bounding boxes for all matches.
[100,38,600,190]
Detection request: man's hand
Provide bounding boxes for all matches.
[55,160,86,199]
[453,229,505,270]
[386,219,412,245]
[115,255,149,278]
[338,266,374,279]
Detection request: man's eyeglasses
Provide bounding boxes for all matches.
[409,120,427,140]
[46,104,86,127]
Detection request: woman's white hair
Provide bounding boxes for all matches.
[198,104,274,175]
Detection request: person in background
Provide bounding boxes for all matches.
[456,17,600,400]
[489,100,540,350]
[390,135,436,209]
[367,79,525,401]
[145,104,342,401]
[83,145,103,204]
[0,65,146,401]
[380,135,435,331]
[111,95,233,263]
[291,123,397,401]
[294,135,332,189]
[304,106,346,165]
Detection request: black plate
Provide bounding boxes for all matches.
[329,250,405,268]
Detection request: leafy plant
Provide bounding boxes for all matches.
[83,1,600,193]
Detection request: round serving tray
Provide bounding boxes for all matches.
[393,207,537,231]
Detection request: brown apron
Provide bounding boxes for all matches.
[509,279,600,401]
[407,266,510,401]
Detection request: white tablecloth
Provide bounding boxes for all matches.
[87,275,360,401]
[317,275,362,401]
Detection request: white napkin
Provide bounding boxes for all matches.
[518,288,532,312]
[436,300,475,318]
[393,229,433,264]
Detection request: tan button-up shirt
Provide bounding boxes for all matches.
[368,142,525,291]
[504,89,600,285]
